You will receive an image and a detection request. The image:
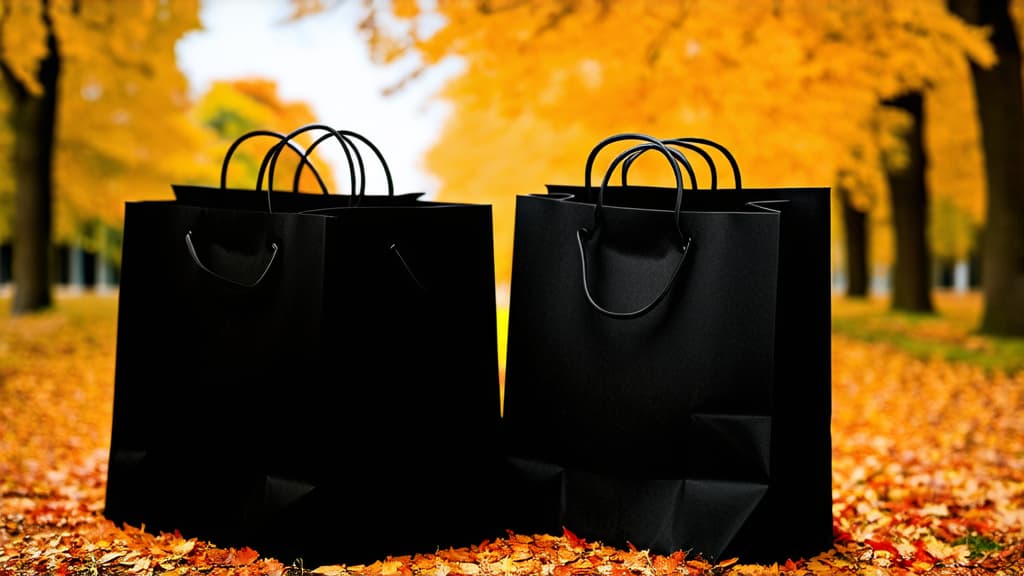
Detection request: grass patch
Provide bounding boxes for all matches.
[954,533,1004,559]
[831,291,1024,375]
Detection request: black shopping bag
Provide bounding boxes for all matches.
[104,125,504,566]
[499,133,832,563]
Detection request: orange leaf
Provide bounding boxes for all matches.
[716,557,739,568]
[231,546,259,565]
[204,549,230,564]
[687,559,712,571]
[652,554,678,572]
[562,526,586,548]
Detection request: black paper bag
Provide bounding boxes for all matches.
[499,133,832,563]
[104,125,504,566]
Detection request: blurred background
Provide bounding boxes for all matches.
[1,0,1022,344]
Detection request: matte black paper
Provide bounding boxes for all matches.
[500,137,833,564]
[105,178,503,566]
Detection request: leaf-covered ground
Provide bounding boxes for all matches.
[2,294,1024,575]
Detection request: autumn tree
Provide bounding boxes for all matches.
[191,78,337,194]
[0,0,60,313]
[315,0,993,301]
[0,0,204,314]
[948,0,1024,336]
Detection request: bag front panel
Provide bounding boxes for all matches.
[105,201,330,547]
[501,186,832,562]
[263,204,504,564]
[503,194,781,475]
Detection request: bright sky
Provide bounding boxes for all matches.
[175,0,462,199]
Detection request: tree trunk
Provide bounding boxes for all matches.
[840,185,869,298]
[6,5,59,315]
[950,0,1024,336]
[884,92,934,313]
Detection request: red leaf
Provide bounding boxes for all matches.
[913,541,936,563]
[866,539,901,557]
[833,521,853,543]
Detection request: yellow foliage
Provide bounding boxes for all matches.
[0,0,206,243]
[191,78,337,194]
[0,0,49,95]
[0,0,333,249]
[391,0,419,20]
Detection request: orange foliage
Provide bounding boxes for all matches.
[333,0,999,285]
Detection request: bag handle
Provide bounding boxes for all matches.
[184,230,279,288]
[260,124,395,212]
[620,138,742,190]
[620,140,714,188]
[294,130,365,196]
[620,143,706,187]
[673,137,742,189]
[584,133,694,239]
[220,129,330,194]
[577,135,694,319]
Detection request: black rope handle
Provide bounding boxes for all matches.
[262,124,393,201]
[220,129,328,194]
[388,242,426,291]
[322,128,395,198]
[259,124,395,212]
[577,138,694,319]
[669,137,742,189]
[184,230,279,288]
[293,130,364,196]
[584,133,695,240]
[621,140,716,189]
[256,124,348,205]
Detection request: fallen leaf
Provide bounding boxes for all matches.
[312,566,350,575]
[232,545,259,565]
[96,550,125,564]
[562,526,586,549]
